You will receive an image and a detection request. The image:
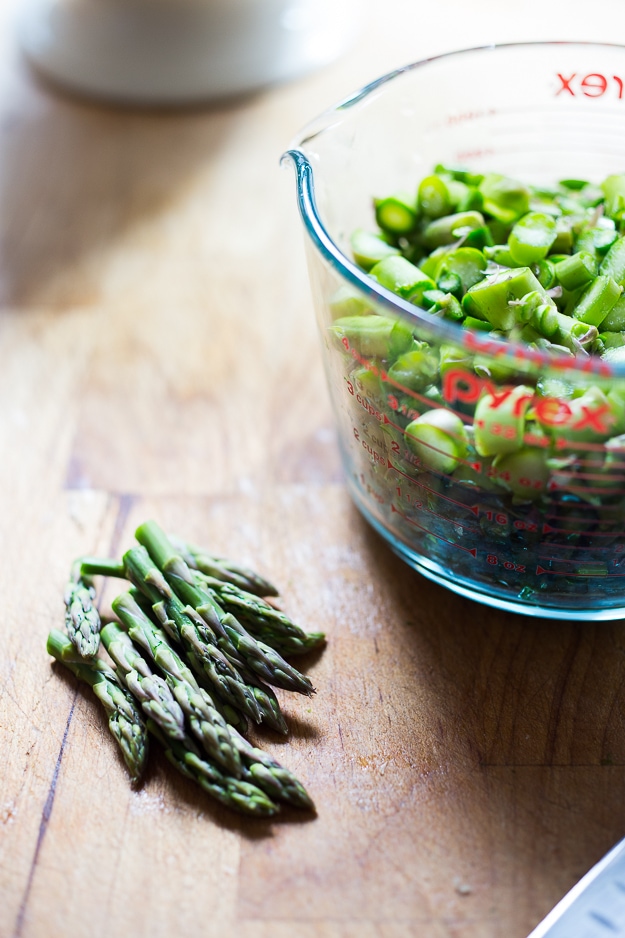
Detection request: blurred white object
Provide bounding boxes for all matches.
[18,0,358,104]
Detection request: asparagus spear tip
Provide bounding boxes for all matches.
[47,629,147,783]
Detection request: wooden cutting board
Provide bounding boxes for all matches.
[3,2,625,936]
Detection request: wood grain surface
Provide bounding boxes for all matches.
[4,1,625,936]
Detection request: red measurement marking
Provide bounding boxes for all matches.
[554,438,620,453]
[537,557,584,566]
[391,503,478,556]
[359,472,387,506]
[485,553,526,572]
[387,456,424,482]
[396,492,480,534]
[575,457,612,468]
[385,377,472,425]
[545,503,623,517]
[483,509,508,524]
[456,148,496,161]
[512,519,537,532]
[425,506,479,531]
[535,564,625,577]
[446,109,496,125]
[383,415,482,473]
[551,469,625,483]
[352,427,387,468]
[354,391,385,423]
[538,543,616,554]
[383,414,403,432]
[542,521,623,537]
[384,409,472,450]
[341,339,388,380]
[388,459,480,516]
[548,482,625,496]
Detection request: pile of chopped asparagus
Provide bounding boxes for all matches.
[48,520,325,818]
[347,169,625,359]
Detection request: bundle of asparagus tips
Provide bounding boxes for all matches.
[109,592,243,777]
[49,521,321,818]
[108,597,314,812]
[134,522,316,696]
[117,550,267,730]
[100,621,186,742]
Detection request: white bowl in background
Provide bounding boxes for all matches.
[18,0,358,105]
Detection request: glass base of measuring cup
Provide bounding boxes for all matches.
[348,481,625,622]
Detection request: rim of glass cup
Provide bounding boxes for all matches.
[283,40,625,380]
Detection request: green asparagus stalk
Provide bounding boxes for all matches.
[47,628,147,783]
[175,641,248,736]
[197,574,326,656]
[146,593,288,735]
[149,595,263,726]
[128,586,249,733]
[64,562,101,658]
[147,720,278,818]
[227,661,288,735]
[169,535,278,597]
[100,622,185,741]
[236,616,326,657]
[111,593,242,778]
[133,524,314,696]
[79,557,126,579]
[228,726,315,811]
[113,549,263,725]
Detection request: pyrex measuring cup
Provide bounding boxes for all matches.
[284,42,625,620]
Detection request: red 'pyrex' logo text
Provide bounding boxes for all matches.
[443,367,615,435]
[556,72,624,99]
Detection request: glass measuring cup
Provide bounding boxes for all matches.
[284,42,625,620]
